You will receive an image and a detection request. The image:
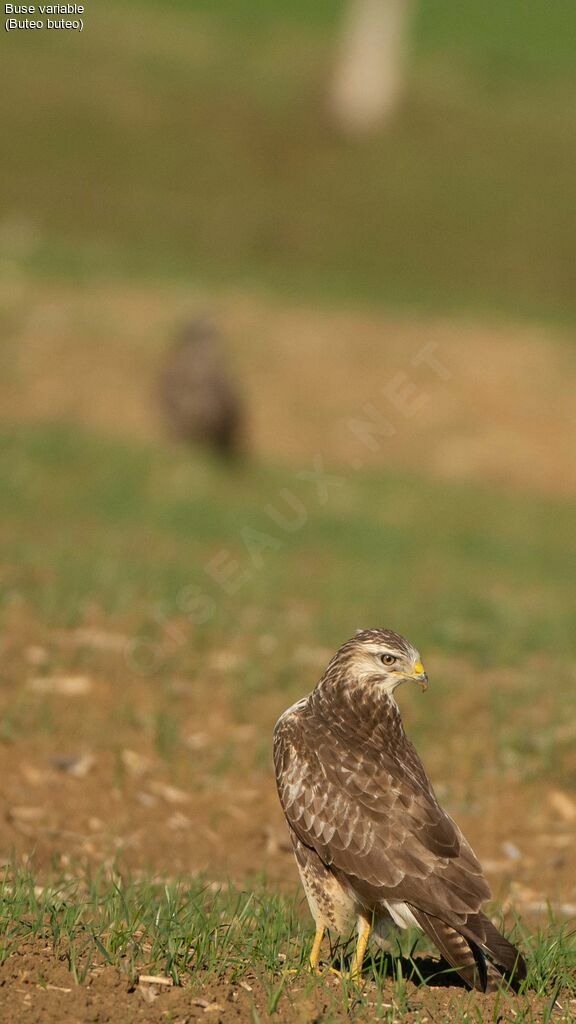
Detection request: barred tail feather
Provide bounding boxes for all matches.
[461,911,526,987]
[410,907,525,992]
[409,908,489,991]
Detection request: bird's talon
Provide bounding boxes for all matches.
[309,963,342,977]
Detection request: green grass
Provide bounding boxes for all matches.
[1,0,576,322]
[0,868,308,985]
[0,866,574,1019]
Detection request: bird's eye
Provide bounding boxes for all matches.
[380,653,397,667]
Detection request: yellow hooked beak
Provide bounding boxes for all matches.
[411,661,428,691]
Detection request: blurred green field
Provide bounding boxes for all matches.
[2,421,574,665]
[1,419,575,790]
[2,0,576,320]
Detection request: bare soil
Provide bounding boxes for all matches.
[1,943,571,1024]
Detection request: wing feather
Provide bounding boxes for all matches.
[273,703,490,924]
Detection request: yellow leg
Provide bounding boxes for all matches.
[309,924,325,973]
[349,917,371,983]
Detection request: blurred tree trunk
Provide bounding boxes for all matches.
[329,0,414,135]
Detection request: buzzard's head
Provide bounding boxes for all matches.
[340,628,428,695]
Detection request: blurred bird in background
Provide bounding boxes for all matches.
[157,317,243,459]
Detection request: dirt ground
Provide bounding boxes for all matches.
[2,944,573,1024]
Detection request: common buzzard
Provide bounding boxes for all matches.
[273,629,526,990]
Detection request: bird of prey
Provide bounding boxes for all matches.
[158,317,243,458]
[273,629,526,991]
